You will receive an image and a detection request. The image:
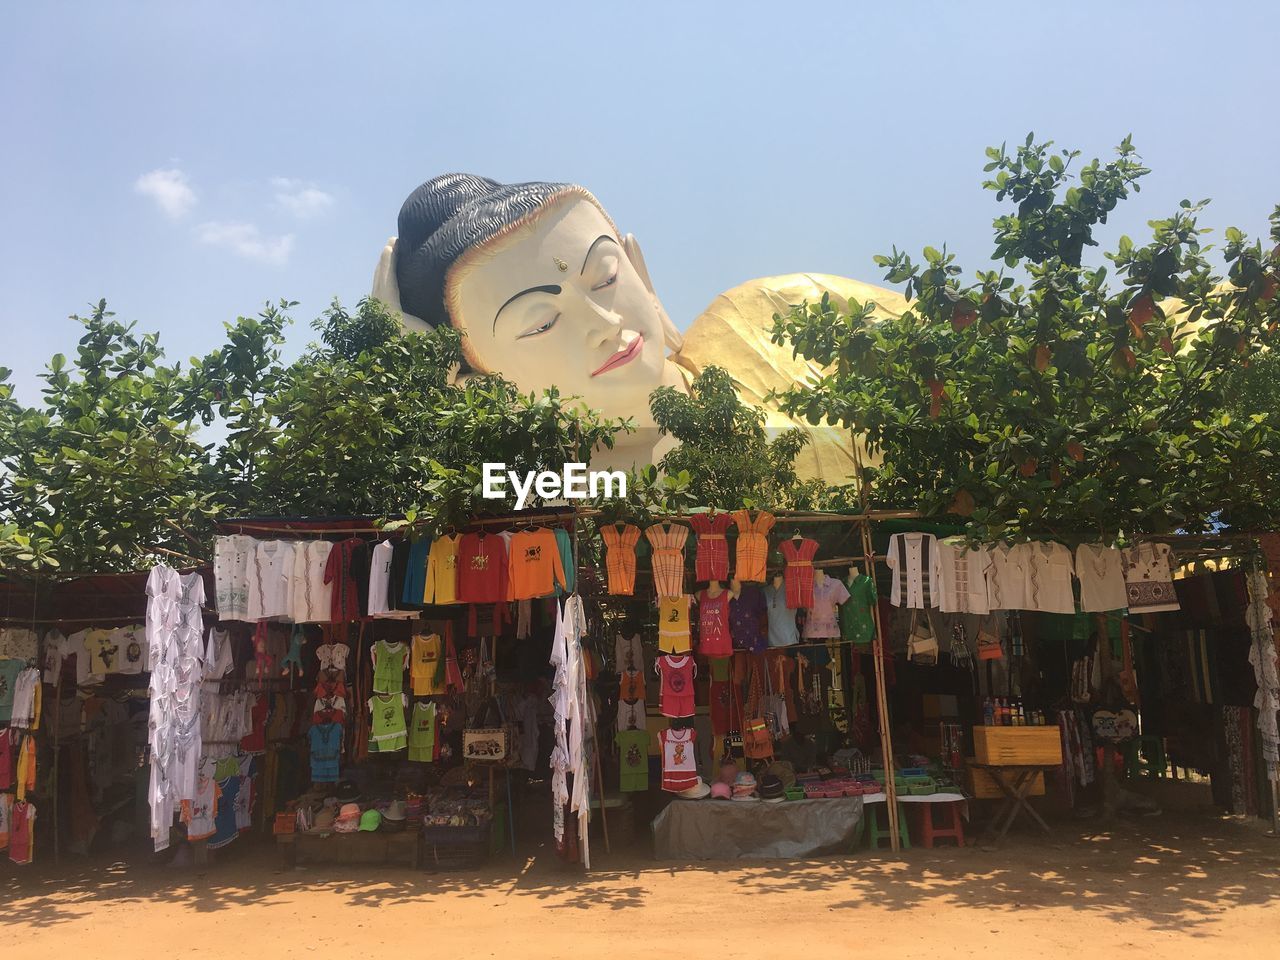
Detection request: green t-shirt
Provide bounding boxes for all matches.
[839,575,878,647]
[367,693,408,752]
[617,729,650,792]
[408,701,437,762]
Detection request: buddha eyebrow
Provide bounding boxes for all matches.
[493,284,561,332]
[581,235,618,275]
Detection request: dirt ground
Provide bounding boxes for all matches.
[4,796,1278,958]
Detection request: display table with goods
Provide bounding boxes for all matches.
[277,790,422,867]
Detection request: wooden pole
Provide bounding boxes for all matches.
[851,441,900,852]
[860,517,901,852]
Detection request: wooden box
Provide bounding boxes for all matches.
[973,725,1062,766]
[966,760,1046,799]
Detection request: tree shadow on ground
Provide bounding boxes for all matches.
[2,808,1277,932]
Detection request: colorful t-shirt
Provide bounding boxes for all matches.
[617,729,650,792]
[658,595,692,654]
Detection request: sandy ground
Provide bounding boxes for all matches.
[4,804,1278,959]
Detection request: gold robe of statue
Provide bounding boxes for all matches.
[672,272,908,484]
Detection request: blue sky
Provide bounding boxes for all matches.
[2,1,1276,404]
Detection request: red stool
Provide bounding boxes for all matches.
[917,800,965,848]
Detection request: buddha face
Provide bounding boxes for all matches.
[447,197,669,423]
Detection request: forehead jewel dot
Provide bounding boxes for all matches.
[554,256,569,272]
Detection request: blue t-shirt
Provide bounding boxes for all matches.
[402,538,431,605]
[308,722,342,783]
[207,775,241,849]
[763,585,799,648]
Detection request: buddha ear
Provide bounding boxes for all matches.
[371,237,432,333]
[622,233,683,354]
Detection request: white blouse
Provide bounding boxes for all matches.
[290,540,334,623]
[214,534,256,621]
[936,538,993,615]
[1075,544,1129,612]
[1022,541,1076,614]
[985,543,1028,611]
[247,539,295,620]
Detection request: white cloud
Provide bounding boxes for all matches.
[134,168,197,219]
[271,177,334,219]
[196,221,295,266]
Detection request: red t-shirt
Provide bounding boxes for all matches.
[457,532,509,604]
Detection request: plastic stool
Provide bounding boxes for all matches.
[917,800,965,848]
[1123,735,1167,779]
[866,802,911,850]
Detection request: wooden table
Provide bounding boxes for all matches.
[277,829,420,868]
[968,763,1055,844]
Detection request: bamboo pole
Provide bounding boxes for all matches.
[850,442,901,852]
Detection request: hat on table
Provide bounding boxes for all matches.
[758,774,785,802]
[676,778,711,800]
[709,781,733,800]
[358,809,382,832]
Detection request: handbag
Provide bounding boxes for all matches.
[462,697,513,764]
[907,611,939,663]
[976,616,1003,661]
[743,717,773,760]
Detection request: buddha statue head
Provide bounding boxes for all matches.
[372,174,686,428]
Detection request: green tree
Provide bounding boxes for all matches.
[649,365,831,510]
[771,135,1280,542]
[0,301,216,573]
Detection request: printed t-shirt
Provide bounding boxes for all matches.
[617,698,646,732]
[507,528,567,600]
[371,640,408,694]
[410,634,444,696]
[407,701,439,762]
[696,589,732,657]
[657,595,692,654]
[423,534,461,605]
[367,693,408,752]
[185,775,222,840]
[457,532,509,604]
[803,576,850,639]
[617,729,650,792]
[112,625,148,674]
[659,727,698,792]
[729,584,768,652]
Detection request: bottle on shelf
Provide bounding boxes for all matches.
[983,697,995,727]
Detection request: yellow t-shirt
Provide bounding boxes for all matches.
[423,534,460,605]
[657,595,691,654]
[410,634,445,696]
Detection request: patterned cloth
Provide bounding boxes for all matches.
[779,537,818,609]
[646,523,689,599]
[689,512,733,582]
[731,510,775,583]
[601,523,641,595]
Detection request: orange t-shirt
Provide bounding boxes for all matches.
[507,528,568,600]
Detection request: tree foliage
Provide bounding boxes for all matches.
[650,365,830,511]
[0,297,626,574]
[771,135,1280,542]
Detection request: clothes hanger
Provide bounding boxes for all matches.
[791,528,803,541]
